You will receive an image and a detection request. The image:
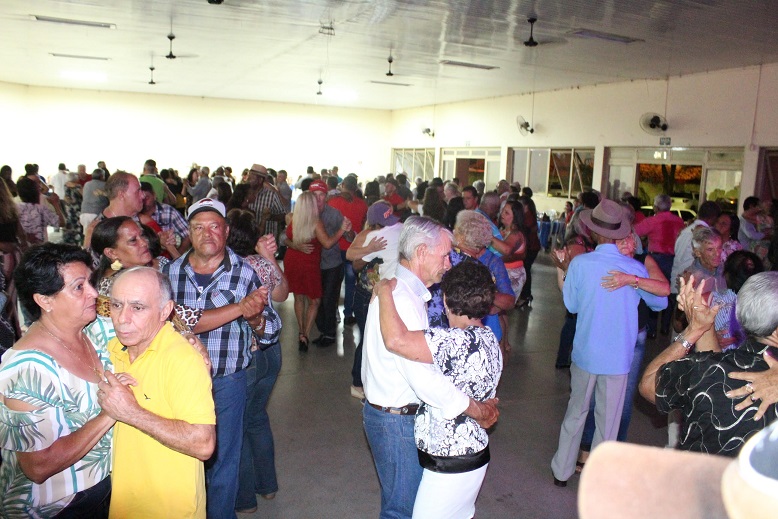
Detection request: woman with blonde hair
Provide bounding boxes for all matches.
[283,189,351,351]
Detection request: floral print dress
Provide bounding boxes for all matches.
[0,339,112,517]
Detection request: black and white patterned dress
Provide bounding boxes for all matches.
[415,326,502,458]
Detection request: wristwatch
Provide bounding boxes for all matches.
[672,333,694,354]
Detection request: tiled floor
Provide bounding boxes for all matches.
[238,253,671,519]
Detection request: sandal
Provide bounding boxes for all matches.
[298,333,309,352]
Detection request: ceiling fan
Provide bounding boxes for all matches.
[639,113,669,135]
[516,115,534,136]
[524,18,539,47]
[165,22,198,60]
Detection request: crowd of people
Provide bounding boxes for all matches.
[0,158,778,518]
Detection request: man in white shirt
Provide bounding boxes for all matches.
[50,162,68,198]
[361,215,499,519]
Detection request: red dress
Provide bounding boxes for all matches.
[284,223,322,298]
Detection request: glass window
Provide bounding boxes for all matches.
[391,148,435,180]
[705,169,741,214]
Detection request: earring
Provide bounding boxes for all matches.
[110,259,123,271]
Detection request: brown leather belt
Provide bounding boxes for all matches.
[368,402,420,415]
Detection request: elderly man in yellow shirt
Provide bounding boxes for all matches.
[97,267,216,518]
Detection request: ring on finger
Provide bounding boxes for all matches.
[751,395,758,402]
[746,382,754,394]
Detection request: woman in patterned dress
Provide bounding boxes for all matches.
[0,243,117,517]
[375,260,503,519]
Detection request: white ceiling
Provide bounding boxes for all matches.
[1,0,777,110]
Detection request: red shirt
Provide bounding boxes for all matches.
[634,211,685,255]
[328,194,368,250]
[383,193,406,218]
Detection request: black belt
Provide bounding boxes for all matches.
[368,402,419,415]
[418,446,490,474]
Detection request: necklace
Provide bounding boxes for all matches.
[37,322,102,379]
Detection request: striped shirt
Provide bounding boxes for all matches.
[248,187,285,239]
[164,247,262,377]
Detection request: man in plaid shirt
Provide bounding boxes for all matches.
[246,164,286,244]
[141,185,192,253]
[164,197,277,519]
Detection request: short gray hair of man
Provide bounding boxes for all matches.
[654,194,672,212]
[691,225,721,251]
[114,266,173,310]
[455,210,493,250]
[479,191,501,215]
[398,215,453,261]
[736,271,778,337]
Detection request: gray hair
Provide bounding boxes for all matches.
[654,194,672,212]
[398,216,453,261]
[443,182,460,197]
[114,266,173,310]
[736,272,778,337]
[479,191,501,214]
[691,225,721,251]
[454,210,493,250]
[473,180,485,194]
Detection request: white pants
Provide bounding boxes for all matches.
[412,464,488,519]
[550,363,627,481]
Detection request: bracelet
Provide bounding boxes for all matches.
[251,316,266,333]
[672,333,694,354]
[633,276,639,289]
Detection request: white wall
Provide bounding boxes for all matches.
[0,82,391,181]
[390,64,778,212]
[3,63,778,209]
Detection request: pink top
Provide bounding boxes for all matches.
[634,211,685,255]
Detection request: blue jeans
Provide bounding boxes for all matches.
[351,285,372,387]
[363,402,422,519]
[580,328,647,449]
[236,344,281,510]
[207,370,247,519]
[341,251,356,318]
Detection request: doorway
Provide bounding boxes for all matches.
[636,163,702,210]
[455,158,485,187]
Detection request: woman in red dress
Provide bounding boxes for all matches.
[284,191,351,351]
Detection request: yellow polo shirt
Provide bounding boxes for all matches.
[108,323,215,519]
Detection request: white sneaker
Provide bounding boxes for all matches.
[350,385,365,400]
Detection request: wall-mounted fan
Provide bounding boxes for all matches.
[517,115,534,136]
[640,113,669,135]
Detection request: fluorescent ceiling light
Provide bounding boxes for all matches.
[32,15,116,29]
[567,29,642,44]
[369,80,412,87]
[60,70,107,82]
[440,60,498,70]
[50,53,110,61]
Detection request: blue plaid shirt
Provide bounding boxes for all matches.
[153,202,190,239]
[164,246,278,377]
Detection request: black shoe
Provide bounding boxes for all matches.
[314,336,336,347]
[344,316,357,326]
[553,476,567,488]
[298,334,309,352]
